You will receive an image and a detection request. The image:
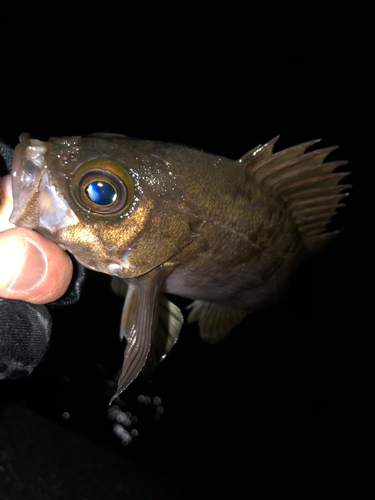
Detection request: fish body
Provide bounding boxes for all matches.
[9,133,350,399]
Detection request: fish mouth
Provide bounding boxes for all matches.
[9,137,47,228]
[9,135,79,233]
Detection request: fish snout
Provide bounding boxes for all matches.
[9,137,79,233]
[9,137,47,228]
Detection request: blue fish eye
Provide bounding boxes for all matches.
[72,159,133,216]
[85,181,117,206]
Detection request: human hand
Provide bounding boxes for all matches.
[0,140,82,381]
[0,174,73,304]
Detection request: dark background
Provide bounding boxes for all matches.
[0,30,359,500]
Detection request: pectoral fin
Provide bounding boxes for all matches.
[110,266,164,403]
[111,275,184,380]
[142,295,184,377]
[187,300,247,344]
[111,275,128,297]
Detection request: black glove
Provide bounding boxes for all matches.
[0,138,86,380]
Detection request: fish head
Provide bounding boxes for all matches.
[10,133,196,278]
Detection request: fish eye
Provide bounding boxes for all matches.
[71,159,134,216]
[85,181,117,206]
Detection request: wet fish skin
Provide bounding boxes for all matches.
[9,133,350,398]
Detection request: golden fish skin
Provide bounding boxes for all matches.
[9,133,350,399]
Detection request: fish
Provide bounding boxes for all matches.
[9,132,350,401]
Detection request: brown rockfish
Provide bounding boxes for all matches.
[9,133,350,401]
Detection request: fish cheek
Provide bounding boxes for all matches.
[54,207,197,279]
[54,222,148,278]
[54,223,107,270]
[125,212,200,275]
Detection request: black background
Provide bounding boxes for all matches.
[0,30,359,499]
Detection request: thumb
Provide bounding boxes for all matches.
[0,228,73,305]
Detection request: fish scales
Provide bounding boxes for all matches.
[9,132,350,400]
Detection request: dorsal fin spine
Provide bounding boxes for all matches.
[240,136,350,255]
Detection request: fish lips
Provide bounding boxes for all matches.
[10,137,79,233]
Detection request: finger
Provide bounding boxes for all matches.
[0,174,15,231]
[0,227,73,304]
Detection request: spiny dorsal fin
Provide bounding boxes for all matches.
[239,136,280,171]
[240,137,351,255]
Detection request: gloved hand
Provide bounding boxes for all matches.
[0,138,86,380]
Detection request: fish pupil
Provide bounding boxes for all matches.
[85,181,117,205]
